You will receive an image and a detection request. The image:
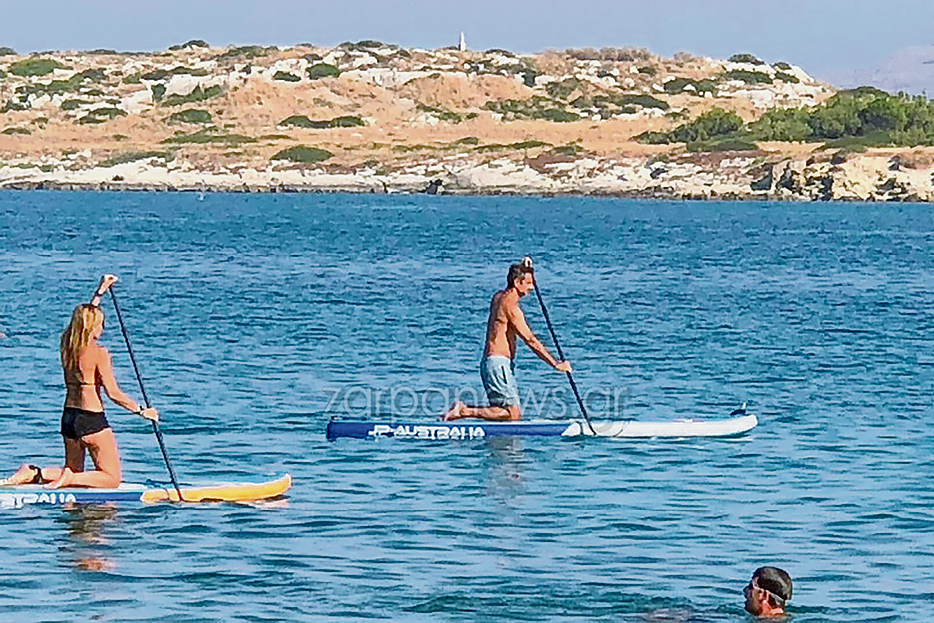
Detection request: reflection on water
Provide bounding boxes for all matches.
[56,505,118,572]
[482,437,527,504]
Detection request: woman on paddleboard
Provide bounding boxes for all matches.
[4,274,158,488]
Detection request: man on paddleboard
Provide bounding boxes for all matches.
[744,566,793,617]
[444,258,570,421]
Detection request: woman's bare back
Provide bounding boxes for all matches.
[63,343,106,411]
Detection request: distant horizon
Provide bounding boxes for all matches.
[2,0,934,83]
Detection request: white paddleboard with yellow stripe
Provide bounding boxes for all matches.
[0,473,291,509]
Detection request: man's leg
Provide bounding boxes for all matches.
[448,403,521,421]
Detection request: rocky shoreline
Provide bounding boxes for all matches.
[2,149,931,201]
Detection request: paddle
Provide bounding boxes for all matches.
[524,257,597,435]
[108,287,185,502]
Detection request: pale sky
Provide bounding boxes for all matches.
[0,0,931,78]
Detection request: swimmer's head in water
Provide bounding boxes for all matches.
[744,566,792,616]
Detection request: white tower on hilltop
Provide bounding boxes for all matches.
[459,32,466,52]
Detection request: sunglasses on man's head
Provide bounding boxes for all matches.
[745,577,785,606]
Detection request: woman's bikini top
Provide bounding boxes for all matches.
[65,369,97,387]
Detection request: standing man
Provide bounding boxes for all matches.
[743,566,793,617]
[444,258,571,421]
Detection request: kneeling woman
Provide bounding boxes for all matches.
[6,275,158,488]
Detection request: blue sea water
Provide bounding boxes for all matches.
[0,191,933,622]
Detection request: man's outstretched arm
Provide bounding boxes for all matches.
[507,301,569,370]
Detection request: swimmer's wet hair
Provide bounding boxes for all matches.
[754,566,793,607]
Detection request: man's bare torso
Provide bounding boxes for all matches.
[484,288,519,359]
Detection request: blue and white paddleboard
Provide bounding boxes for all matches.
[326,413,757,441]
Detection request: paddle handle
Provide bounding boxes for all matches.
[528,264,595,433]
[109,288,184,501]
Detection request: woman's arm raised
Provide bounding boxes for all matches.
[90,274,119,307]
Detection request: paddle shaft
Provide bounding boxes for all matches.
[108,288,184,502]
[529,272,596,434]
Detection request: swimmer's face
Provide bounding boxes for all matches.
[743,576,771,615]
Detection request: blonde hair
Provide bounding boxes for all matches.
[60,304,104,373]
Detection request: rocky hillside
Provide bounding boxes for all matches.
[0,41,927,200]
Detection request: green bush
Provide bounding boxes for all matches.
[141,67,209,81]
[722,70,773,84]
[671,108,744,142]
[728,53,765,65]
[476,139,550,152]
[329,115,364,127]
[279,114,364,128]
[484,97,579,122]
[61,99,88,111]
[141,69,169,81]
[307,63,340,80]
[640,87,934,148]
[1,127,30,135]
[416,103,468,123]
[162,127,255,145]
[9,58,67,77]
[807,97,863,139]
[819,132,896,149]
[533,108,580,122]
[663,78,716,95]
[837,86,888,99]
[773,62,793,71]
[546,78,584,101]
[169,40,209,51]
[162,84,222,106]
[637,66,657,75]
[617,94,669,110]
[663,78,692,94]
[687,138,758,152]
[280,115,318,128]
[775,72,799,84]
[168,109,212,124]
[99,151,172,167]
[272,145,333,163]
[1,99,28,112]
[273,71,301,82]
[0,47,16,56]
[78,107,127,124]
[12,68,107,100]
[637,108,744,144]
[151,84,166,102]
[452,136,481,145]
[748,107,811,141]
[214,46,271,61]
[550,144,583,156]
